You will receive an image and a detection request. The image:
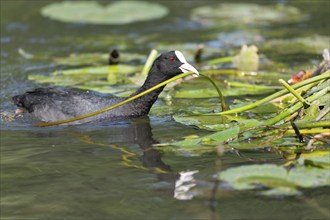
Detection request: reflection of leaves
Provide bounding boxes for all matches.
[41,1,169,25]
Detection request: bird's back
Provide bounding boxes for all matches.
[13,88,125,123]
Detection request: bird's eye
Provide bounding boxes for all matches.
[169,57,175,62]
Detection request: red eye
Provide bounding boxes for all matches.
[169,57,175,62]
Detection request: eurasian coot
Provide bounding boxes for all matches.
[13,50,199,123]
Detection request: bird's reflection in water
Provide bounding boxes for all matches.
[74,116,199,201]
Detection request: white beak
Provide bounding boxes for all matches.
[175,50,199,77]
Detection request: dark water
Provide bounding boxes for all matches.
[1,1,329,219]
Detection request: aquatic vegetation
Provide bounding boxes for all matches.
[41,1,169,25]
[263,35,330,56]
[218,153,330,196]
[191,3,306,27]
[21,42,330,197]
[53,52,146,66]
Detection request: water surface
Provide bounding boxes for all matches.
[1,1,329,219]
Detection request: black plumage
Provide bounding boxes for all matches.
[13,50,199,123]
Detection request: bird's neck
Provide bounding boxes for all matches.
[128,73,167,115]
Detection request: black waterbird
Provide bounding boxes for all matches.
[13,50,199,124]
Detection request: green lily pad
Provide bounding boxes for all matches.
[288,166,330,188]
[219,163,330,196]
[298,152,330,169]
[191,3,305,27]
[41,1,169,25]
[219,164,290,190]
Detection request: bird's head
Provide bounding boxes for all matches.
[152,50,199,79]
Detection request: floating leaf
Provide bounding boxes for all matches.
[219,163,330,196]
[288,166,330,188]
[41,1,169,25]
[219,164,290,190]
[298,152,330,169]
[191,3,305,27]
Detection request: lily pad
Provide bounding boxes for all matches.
[191,3,305,27]
[298,152,330,169]
[41,1,169,25]
[219,164,290,190]
[219,162,330,196]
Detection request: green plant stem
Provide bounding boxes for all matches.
[279,79,310,108]
[280,121,330,129]
[214,70,329,115]
[200,73,228,111]
[34,71,195,127]
[286,129,330,134]
[141,49,158,76]
[263,87,329,126]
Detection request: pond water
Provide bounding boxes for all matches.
[1,1,329,219]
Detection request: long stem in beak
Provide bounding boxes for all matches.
[179,62,199,77]
[34,71,198,127]
[175,50,199,77]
